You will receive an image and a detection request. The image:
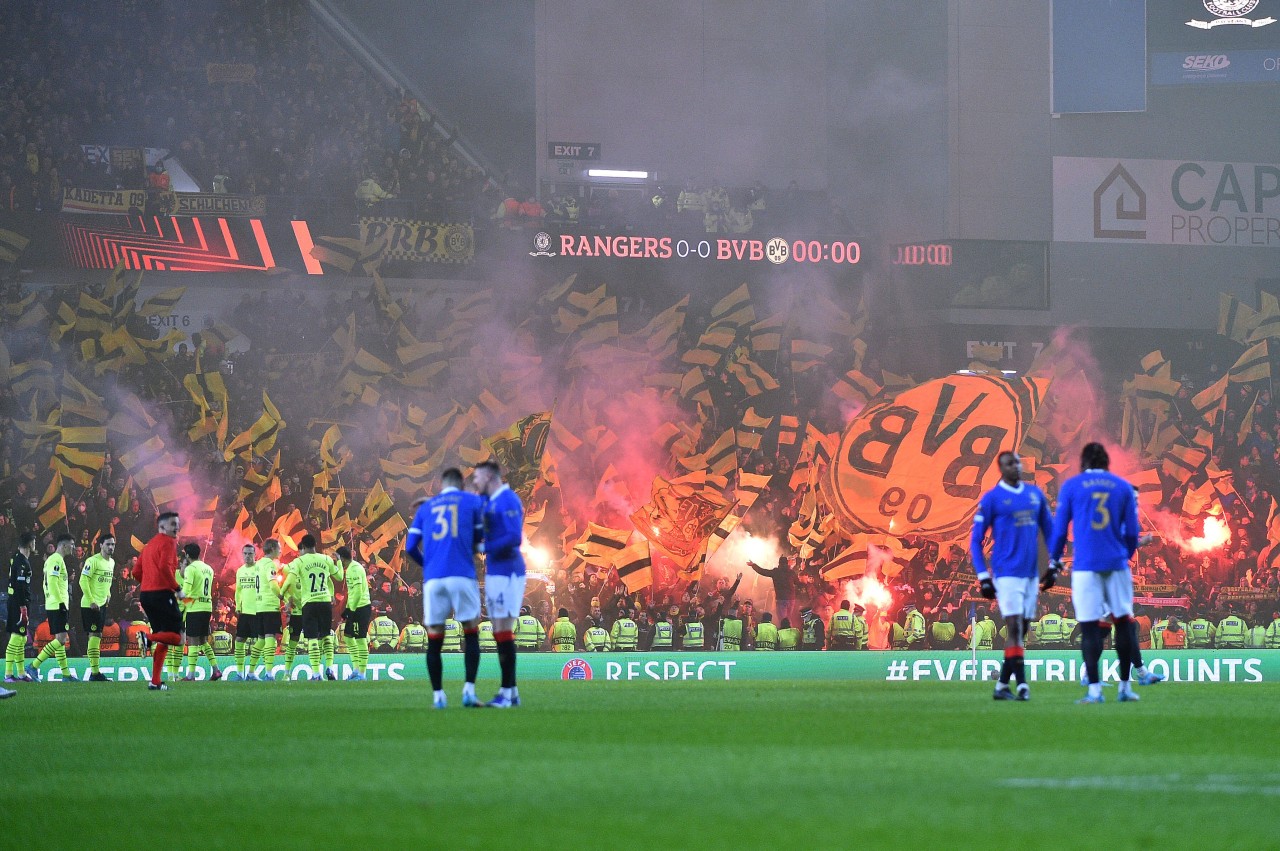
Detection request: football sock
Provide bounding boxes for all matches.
[151,643,168,686]
[166,643,180,679]
[234,639,247,675]
[426,634,444,691]
[463,629,480,684]
[322,635,335,668]
[249,638,264,672]
[52,640,69,675]
[32,639,57,670]
[308,638,322,674]
[87,636,101,673]
[495,631,516,689]
[285,638,298,669]
[1004,644,1026,685]
[261,636,278,676]
[1113,615,1134,682]
[1080,621,1104,686]
[202,642,218,668]
[356,637,369,674]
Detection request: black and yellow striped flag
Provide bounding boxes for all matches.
[613,537,653,593]
[37,472,67,530]
[640,295,688,358]
[357,480,406,552]
[311,234,389,275]
[338,349,394,399]
[197,321,243,350]
[137,286,185,318]
[11,360,55,399]
[572,522,632,567]
[707,283,754,329]
[223,391,284,461]
[0,228,29,264]
[1229,339,1271,384]
[51,444,103,487]
[726,353,779,396]
[679,366,713,406]
[682,326,736,367]
[320,424,353,471]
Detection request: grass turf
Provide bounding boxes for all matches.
[1,677,1276,848]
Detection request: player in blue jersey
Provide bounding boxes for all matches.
[406,468,486,709]
[971,450,1053,701]
[1047,442,1157,704]
[472,460,526,708]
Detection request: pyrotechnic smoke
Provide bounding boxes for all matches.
[843,544,896,650]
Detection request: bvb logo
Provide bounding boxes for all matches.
[440,224,474,260]
[827,374,1046,537]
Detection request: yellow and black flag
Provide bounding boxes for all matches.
[613,538,653,593]
[0,228,29,264]
[311,234,389,275]
[10,360,55,400]
[37,473,67,530]
[1228,340,1271,384]
[320,424,353,471]
[137,287,186,318]
[571,522,632,568]
[223,391,284,461]
[50,445,104,488]
[357,481,406,552]
[707,283,754,329]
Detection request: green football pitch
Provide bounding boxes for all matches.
[2,678,1276,847]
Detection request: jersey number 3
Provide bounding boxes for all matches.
[1090,492,1111,530]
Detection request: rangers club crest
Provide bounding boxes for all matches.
[561,658,594,680]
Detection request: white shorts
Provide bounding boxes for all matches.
[994,575,1039,620]
[485,573,526,620]
[424,576,480,625]
[1071,569,1133,623]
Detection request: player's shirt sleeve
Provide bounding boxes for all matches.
[485,492,524,557]
[78,557,93,599]
[969,491,992,576]
[405,503,428,564]
[1048,480,1074,560]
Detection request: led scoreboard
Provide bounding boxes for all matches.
[889,239,1049,310]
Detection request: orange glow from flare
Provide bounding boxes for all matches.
[521,544,550,571]
[1183,516,1230,554]
[843,572,894,649]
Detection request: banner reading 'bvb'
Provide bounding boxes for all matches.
[827,374,1047,537]
[358,218,475,264]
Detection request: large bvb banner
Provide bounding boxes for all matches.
[827,374,1046,537]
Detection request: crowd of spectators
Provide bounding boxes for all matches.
[0,0,492,222]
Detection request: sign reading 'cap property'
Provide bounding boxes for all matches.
[1054,156,1280,247]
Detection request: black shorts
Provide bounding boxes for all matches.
[139,590,183,635]
[344,605,373,638]
[257,611,282,637]
[6,600,26,635]
[235,611,260,640]
[80,607,105,635]
[184,611,212,638]
[301,601,331,640]
[46,606,69,635]
[287,613,306,640]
